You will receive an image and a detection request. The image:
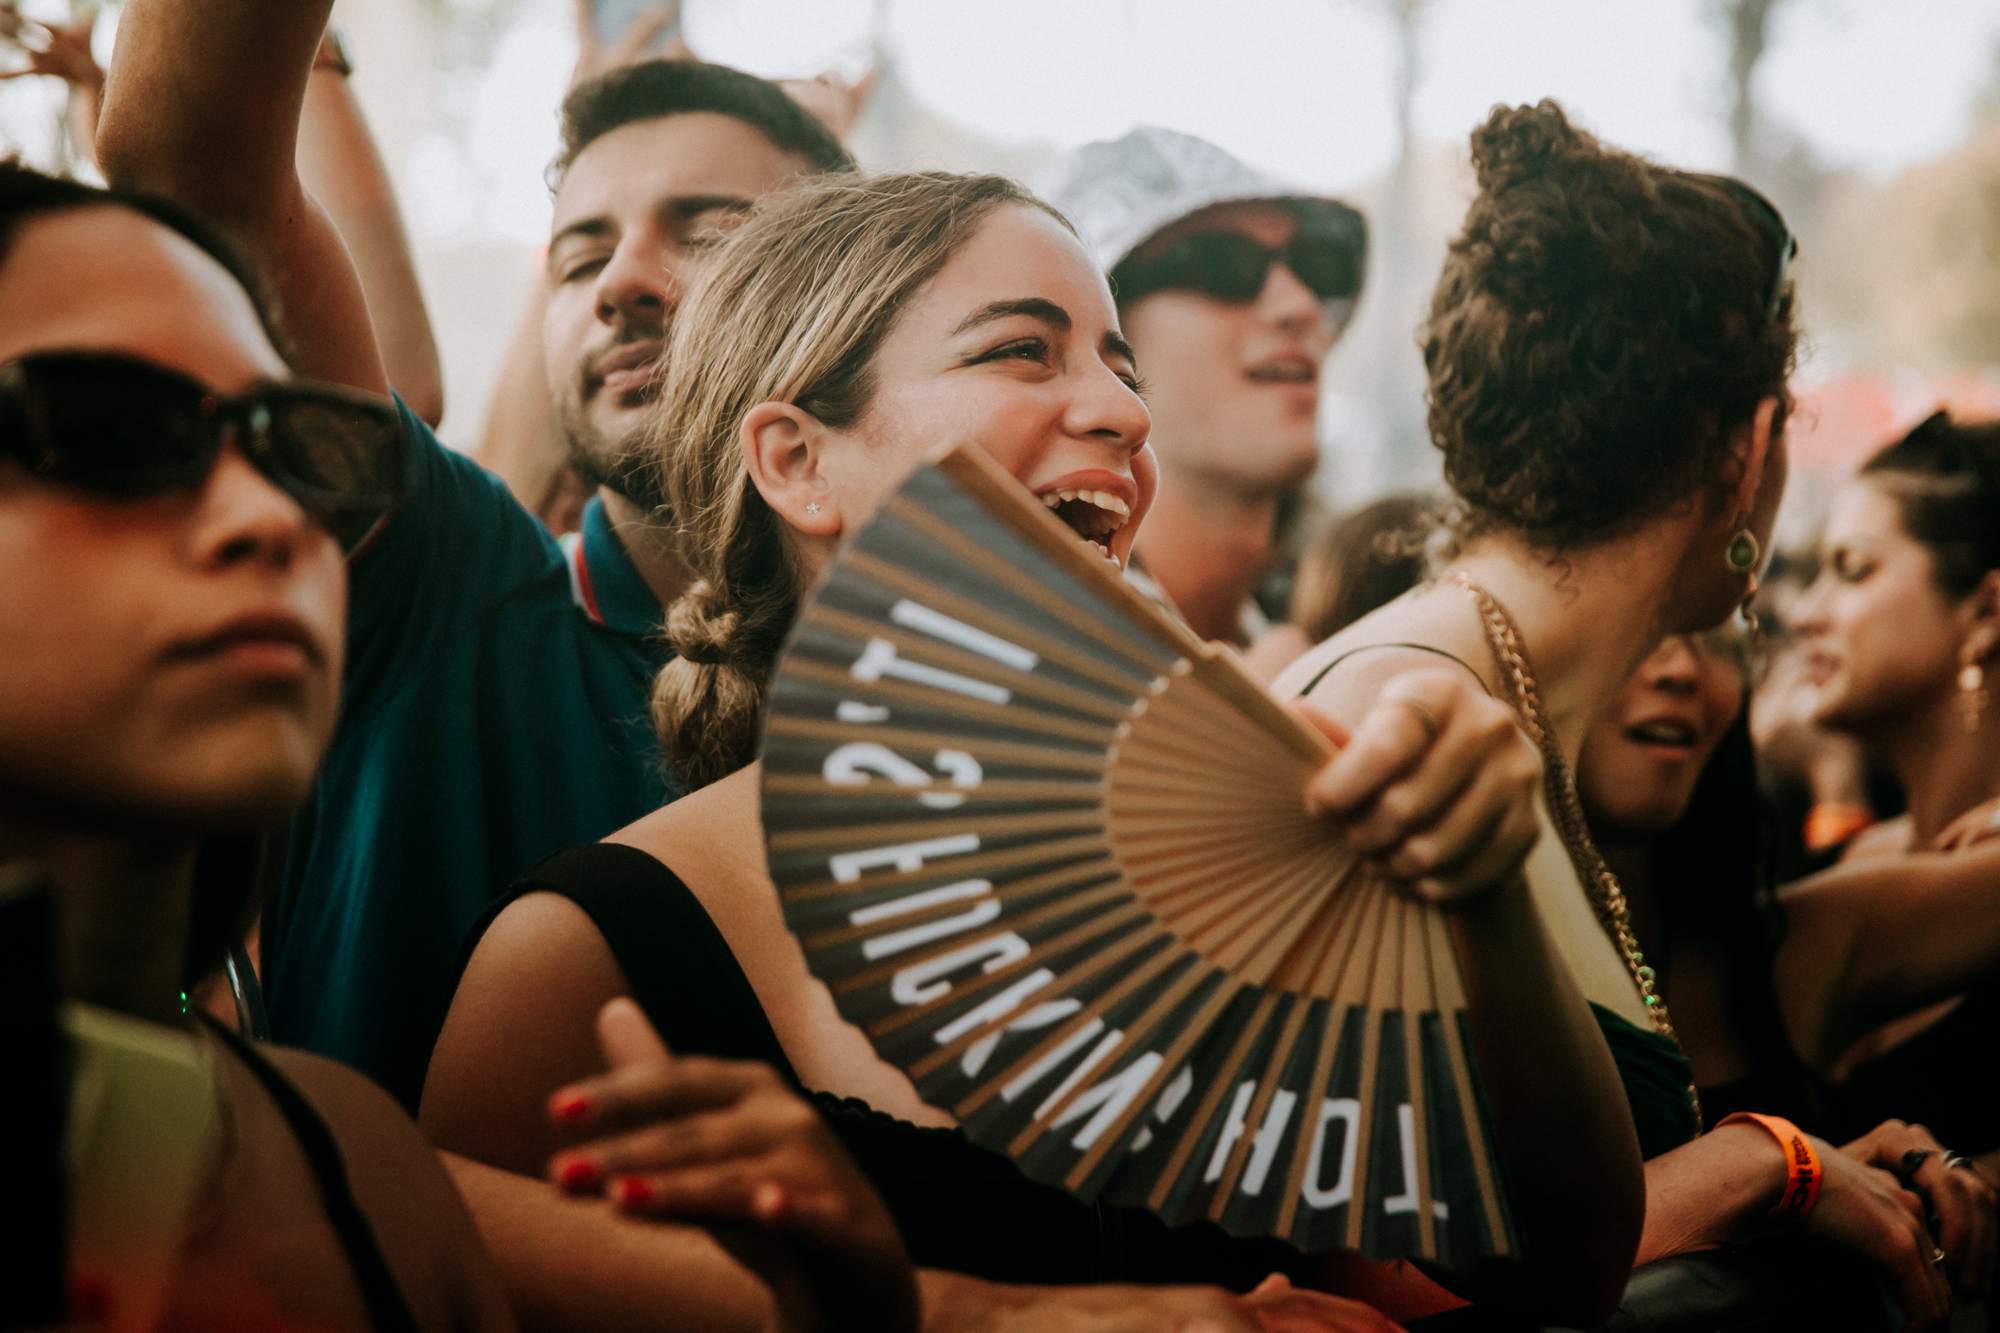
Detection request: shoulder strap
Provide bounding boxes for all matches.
[1291,640,1491,699]
[201,1020,422,1333]
[491,842,801,1081]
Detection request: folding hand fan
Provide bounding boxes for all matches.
[759,442,1514,1264]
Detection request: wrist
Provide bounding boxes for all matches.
[1716,1113,1822,1222]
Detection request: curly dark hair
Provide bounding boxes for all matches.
[1422,101,1800,548]
[1858,410,2000,599]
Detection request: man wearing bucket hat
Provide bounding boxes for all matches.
[1046,127,1365,651]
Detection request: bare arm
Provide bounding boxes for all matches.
[1776,838,2000,1069]
[96,0,387,397]
[298,55,445,423]
[472,279,581,523]
[1302,654,1642,1326]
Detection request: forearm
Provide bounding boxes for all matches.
[99,0,327,206]
[1436,878,1644,1325]
[1634,1124,1786,1263]
[443,1153,788,1333]
[300,68,444,424]
[475,279,573,513]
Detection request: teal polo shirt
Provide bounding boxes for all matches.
[262,399,682,1109]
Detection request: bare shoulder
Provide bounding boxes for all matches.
[1839,815,1913,864]
[1273,590,1496,726]
[609,767,775,931]
[422,889,630,1170]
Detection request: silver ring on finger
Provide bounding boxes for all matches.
[1390,697,1443,743]
[1931,1246,1948,1267]
[1945,1152,1976,1171]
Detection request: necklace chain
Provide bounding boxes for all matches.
[1447,571,1702,1125]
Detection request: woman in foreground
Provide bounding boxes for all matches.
[1280,101,1971,1328]
[0,162,510,1331]
[425,168,1641,1328]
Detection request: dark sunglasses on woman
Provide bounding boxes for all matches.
[1109,206,1367,336]
[0,351,408,551]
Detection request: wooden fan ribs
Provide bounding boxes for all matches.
[758,444,1515,1264]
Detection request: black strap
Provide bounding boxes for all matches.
[1291,640,1491,699]
[202,1020,422,1333]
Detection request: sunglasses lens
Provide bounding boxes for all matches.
[1286,234,1364,303]
[262,393,409,550]
[14,356,216,494]
[1178,233,1271,301]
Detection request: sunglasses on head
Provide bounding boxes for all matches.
[0,351,409,551]
[1110,211,1366,334]
[1700,175,1797,322]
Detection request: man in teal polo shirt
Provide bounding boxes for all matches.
[99,0,853,1107]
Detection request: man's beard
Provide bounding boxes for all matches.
[558,407,667,512]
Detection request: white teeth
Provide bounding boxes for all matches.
[1038,488,1131,522]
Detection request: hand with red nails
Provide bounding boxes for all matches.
[545,998,918,1333]
[1296,667,1543,908]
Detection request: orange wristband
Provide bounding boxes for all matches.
[1804,802,1873,852]
[1719,1112,1822,1220]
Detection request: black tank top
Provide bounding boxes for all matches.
[203,1021,422,1333]
[464,842,1304,1288]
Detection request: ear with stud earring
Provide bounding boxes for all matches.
[805,502,821,516]
[1960,645,1988,735]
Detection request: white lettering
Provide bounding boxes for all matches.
[1204,1082,1258,1184]
[851,878,993,926]
[892,937,1036,1008]
[836,701,891,724]
[1000,1018,1105,1103]
[828,834,978,885]
[860,900,1002,961]
[1129,1065,1195,1154]
[890,600,1039,671]
[1301,1097,1361,1210]
[1381,1103,1448,1221]
[1239,1089,1299,1198]
[822,743,984,811]
[852,638,1009,705]
[1055,1050,1166,1153]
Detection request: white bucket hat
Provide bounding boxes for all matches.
[1042,125,1367,285]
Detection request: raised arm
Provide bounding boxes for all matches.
[96,0,387,397]
[299,38,446,423]
[1777,837,2000,1069]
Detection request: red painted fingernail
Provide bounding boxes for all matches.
[555,1156,600,1191]
[550,1091,592,1123]
[613,1176,656,1208]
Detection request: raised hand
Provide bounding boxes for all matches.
[1299,667,1543,906]
[0,7,101,89]
[568,0,687,89]
[547,998,918,1332]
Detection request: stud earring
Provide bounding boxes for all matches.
[1960,654,1987,735]
[805,502,821,516]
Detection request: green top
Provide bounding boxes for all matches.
[1592,1003,1701,1159]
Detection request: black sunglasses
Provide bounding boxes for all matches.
[1700,175,1797,321]
[0,352,408,551]
[1111,209,1366,333]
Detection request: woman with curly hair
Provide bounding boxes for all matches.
[1278,101,1980,1327]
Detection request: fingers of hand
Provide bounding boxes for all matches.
[1370,745,1537,883]
[547,1051,778,1135]
[1284,699,1350,750]
[596,995,672,1068]
[1304,700,1433,821]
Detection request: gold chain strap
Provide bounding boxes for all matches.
[1446,571,1703,1126]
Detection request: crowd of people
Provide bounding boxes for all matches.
[8,1,2000,1328]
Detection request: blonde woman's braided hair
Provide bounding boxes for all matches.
[641,170,1067,789]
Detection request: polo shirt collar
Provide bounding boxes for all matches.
[561,495,663,637]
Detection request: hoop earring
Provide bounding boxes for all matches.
[1960,655,1987,735]
[1725,528,1761,575]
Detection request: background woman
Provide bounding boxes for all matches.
[1791,413,2000,1158]
[425,167,1637,1329]
[1277,101,1967,1327]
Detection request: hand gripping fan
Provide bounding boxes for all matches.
[759,442,1514,1263]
